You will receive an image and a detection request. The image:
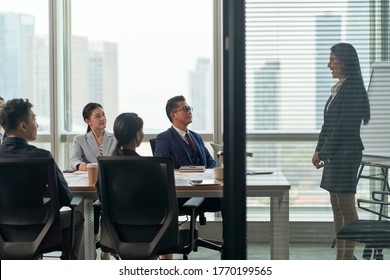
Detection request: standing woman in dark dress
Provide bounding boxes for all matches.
[312,43,370,260]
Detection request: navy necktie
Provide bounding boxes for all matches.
[185,133,195,152]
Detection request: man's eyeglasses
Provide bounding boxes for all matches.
[174,106,193,113]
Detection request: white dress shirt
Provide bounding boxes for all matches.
[0,126,5,144]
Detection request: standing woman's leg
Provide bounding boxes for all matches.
[337,193,358,259]
[330,193,344,260]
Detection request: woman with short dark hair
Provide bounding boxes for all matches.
[112,112,144,156]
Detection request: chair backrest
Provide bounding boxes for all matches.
[98,156,179,259]
[0,158,61,260]
[149,138,156,156]
[210,143,223,154]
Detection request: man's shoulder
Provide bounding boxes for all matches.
[26,145,53,158]
[188,129,203,141]
[0,140,53,158]
[156,128,173,139]
[189,129,201,136]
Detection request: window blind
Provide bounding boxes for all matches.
[244,0,388,216]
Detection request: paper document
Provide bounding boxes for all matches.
[189,179,221,186]
[246,169,273,175]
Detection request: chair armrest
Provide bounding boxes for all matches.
[67,196,83,251]
[182,197,204,208]
[93,199,102,208]
[357,198,390,219]
[358,198,390,206]
[180,197,205,253]
[43,197,51,205]
[69,196,83,208]
[372,190,390,201]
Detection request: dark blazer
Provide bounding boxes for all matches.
[155,127,216,169]
[316,78,368,193]
[0,137,72,207]
[155,128,221,213]
[155,126,216,169]
[315,78,367,160]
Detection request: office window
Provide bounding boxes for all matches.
[69,0,214,137]
[245,0,386,220]
[0,0,50,134]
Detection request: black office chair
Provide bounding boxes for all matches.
[149,139,223,255]
[0,158,80,260]
[149,138,157,156]
[97,156,203,259]
[337,190,390,260]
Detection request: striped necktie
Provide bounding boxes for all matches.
[185,133,195,152]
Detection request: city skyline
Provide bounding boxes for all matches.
[1,0,372,135]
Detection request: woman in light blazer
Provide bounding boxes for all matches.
[69,102,116,260]
[70,102,116,171]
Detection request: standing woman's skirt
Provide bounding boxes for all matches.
[320,150,362,194]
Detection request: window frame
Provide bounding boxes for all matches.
[35,0,390,220]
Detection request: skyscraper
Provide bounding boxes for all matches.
[30,35,50,129]
[346,0,370,83]
[315,13,341,129]
[71,37,118,132]
[0,13,34,101]
[88,41,118,132]
[189,58,212,132]
[251,60,280,130]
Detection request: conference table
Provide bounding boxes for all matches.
[64,169,291,260]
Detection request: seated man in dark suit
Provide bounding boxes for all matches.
[0,98,84,259]
[155,95,216,169]
[155,95,221,213]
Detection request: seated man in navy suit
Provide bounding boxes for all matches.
[155,95,216,169]
[155,95,221,212]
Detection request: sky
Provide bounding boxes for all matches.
[70,0,213,129]
[0,0,213,130]
[1,0,372,132]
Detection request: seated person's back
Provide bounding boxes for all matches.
[0,98,84,259]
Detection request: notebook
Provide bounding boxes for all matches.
[178,165,205,173]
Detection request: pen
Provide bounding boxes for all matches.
[247,171,273,175]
